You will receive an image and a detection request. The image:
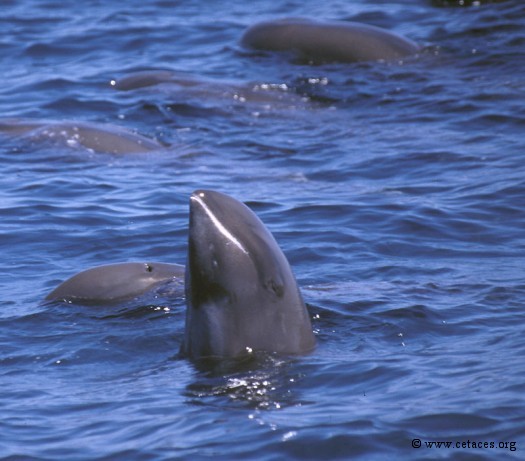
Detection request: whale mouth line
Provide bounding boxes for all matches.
[191,192,249,255]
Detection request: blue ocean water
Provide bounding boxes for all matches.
[1,0,524,459]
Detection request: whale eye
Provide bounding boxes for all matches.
[266,278,284,297]
[145,264,153,273]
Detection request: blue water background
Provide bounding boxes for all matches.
[1,0,524,459]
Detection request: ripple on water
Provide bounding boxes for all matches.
[1,0,525,459]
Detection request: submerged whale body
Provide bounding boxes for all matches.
[0,118,163,154]
[241,18,420,63]
[46,190,316,360]
[111,70,310,109]
[46,262,185,304]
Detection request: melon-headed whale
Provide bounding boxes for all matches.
[46,262,185,304]
[0,118,163,154]
[46,190,316,360]
[241,18,420,63]
[182,190,316,359]
[111,70,310,109]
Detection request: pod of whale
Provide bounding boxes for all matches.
[0,118,163,154]
[241,18,420,63]
[46,190,316,360]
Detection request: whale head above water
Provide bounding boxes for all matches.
[183,190,316,360]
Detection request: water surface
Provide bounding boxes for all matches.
[1,0,524,459]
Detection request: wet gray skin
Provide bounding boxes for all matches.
[112,70,309,108]
[182,190,316,360]
[46,262,185,303]
[0,119,162,154]
[241,18,420,63]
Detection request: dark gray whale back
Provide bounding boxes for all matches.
[241,18,419,63]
